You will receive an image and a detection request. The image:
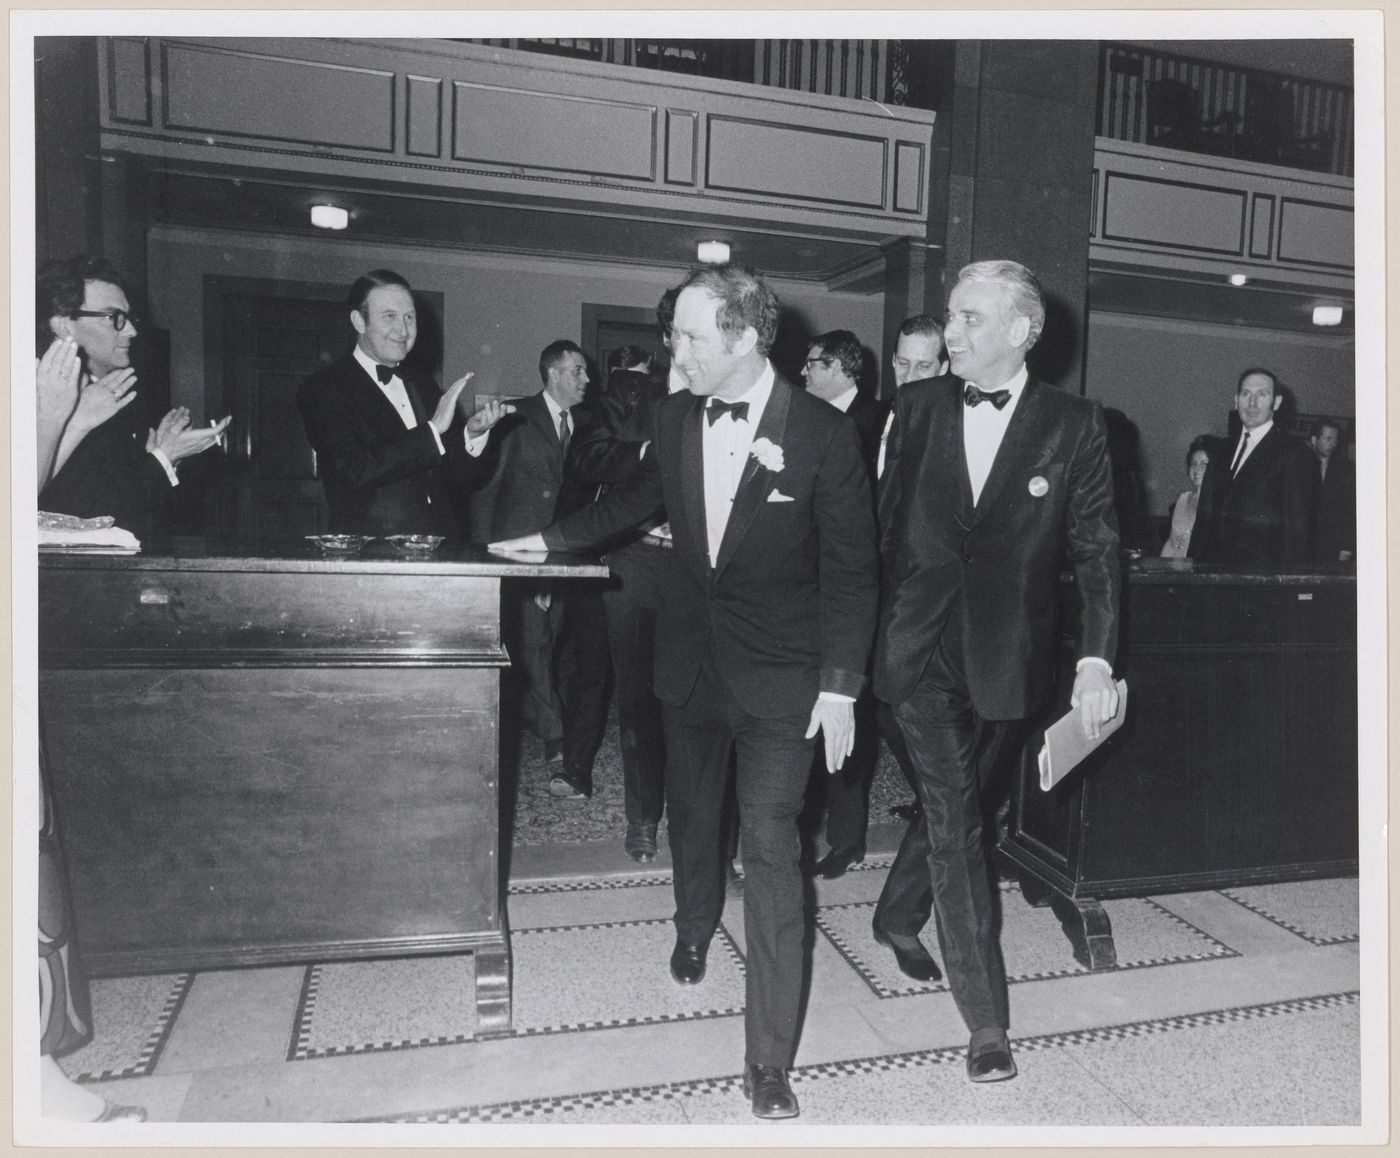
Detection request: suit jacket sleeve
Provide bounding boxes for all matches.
[567,383,649,486]
[298,372,445,492]
[1066,401,1122,665]
[814,415,880,697]
[541,419,666,549]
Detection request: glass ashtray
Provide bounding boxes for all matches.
[386,534,445,556]
[306,534,371,555]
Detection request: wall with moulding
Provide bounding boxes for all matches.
[144,224,886,413]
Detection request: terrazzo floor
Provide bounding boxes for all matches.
[43,824,1371,1144]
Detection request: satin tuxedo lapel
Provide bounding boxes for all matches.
[970,380,1045,523]
[713,379,793,577]
[347,360,408,429]
[677,396,709,565]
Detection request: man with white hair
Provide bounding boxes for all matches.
[874,259,1121,1083]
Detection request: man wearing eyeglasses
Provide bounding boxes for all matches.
[37,255,231,538]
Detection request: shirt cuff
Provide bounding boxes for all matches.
[464,430,490,457]
[427,423,445,456]
[818,692,856,703]
[1076,657,1113,676]
[149,448,179,487]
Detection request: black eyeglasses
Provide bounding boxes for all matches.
[71,308,135,332]
[804,357,833,370]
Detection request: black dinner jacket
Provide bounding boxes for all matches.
[542,374,879,719]
[297,350,465,536]
[1188,423,1314,566]
[844,390,891,488]
[873,374,1121,720]
[480,391,599,541]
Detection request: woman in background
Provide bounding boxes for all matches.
[1160,435,1213,559]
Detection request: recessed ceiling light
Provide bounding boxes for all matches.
[310,204,349,230]
[697,241,730,264]
[1228,273,1249,287]
[1312,305,1344,327]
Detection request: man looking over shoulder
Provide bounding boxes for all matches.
[298,268,511,536]
[492,264,878,1120]
[875,260,1121,1084]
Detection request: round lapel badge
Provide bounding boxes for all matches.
[1028,476,1049,497]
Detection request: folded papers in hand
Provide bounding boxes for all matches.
[1037,680,1127,791]
[38,511,141,553]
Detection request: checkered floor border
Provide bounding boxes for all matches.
[361,990,1359,1123]
[71,972,195,1083]
[1220,884,1360,946]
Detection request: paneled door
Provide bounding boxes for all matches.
[222,295,349,538]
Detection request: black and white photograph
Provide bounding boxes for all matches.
[12,8,1387,1146]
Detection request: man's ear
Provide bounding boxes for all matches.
[732,326,759,357]
[49,314,73,341]
[1008,314,1032,348]
[1271,394,1282,413]
[350,309,367,337]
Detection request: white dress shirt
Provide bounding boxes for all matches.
[702,363,774,565]
[1229,418,1273,475]
[354,345,496,457]
[962,364,1028,505]
[826,384,858,414]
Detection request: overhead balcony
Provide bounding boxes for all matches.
[97,36,936,283]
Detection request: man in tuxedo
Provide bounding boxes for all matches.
[298,269,510,537]
[483,340,610,797]
[1188,368,1314,566]
[38,255,231,540]
[1308,417,1356,562]
[875,260,1121,1083]
[492,265,878,1119]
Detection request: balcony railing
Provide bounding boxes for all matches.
[460,39,919,108]
[1097,42,1354,177]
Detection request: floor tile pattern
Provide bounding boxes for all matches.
[63,972,193,1082]
[818,892,1234,998]
[1221,877,1360,945]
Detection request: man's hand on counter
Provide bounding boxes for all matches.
[488,533,549,553]
[1070,663,1120,740]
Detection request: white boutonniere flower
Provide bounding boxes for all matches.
[750,438,785,473]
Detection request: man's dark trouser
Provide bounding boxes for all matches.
[663,646,814,1068]
[875,611,1022,1035]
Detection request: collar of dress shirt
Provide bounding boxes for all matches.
[827,384,859,413]
[712,360,776,423]
[354,344,399,386]
[964,362,1029,401]
[1238,417,1273,446]
[541,389,570,426]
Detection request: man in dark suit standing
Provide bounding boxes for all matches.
[1188,368,1314,566]
[1308,417,1356,563]
[483,339,610,798]
[875,260,1121,1083]
[298,269,511,536]
[492,265,878,1119]
[799,329,891,880]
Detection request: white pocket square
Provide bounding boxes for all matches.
[767,491,795,503]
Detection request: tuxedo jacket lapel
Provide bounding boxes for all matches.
[346,358,408,431]
[678,396,709,566]
[971,379,1042,524]
[714,378,793,577]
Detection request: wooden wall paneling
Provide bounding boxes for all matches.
[893,140,925,214]
[706,116,887,209]
[107,36,151,125]
[1278,198,1355,268]
[664,108,698,186]
[406,74,442,157]
[1102,172,1247,255]
[1249,192,1276,258]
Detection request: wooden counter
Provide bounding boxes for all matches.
[38,538,607,1037]
[1000,559,1358,970]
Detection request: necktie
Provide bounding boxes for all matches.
[1230,431,1250,476]
[706,399,750,426]
[964,384,1011,410]
[375,364,395,385]
[558,410,571,456]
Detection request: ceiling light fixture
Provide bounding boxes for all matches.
[1228,273,1249,287]
[697,240,730,264]
[310,204,349,231]
[1312,305,1344,327]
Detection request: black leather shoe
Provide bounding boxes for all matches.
[888,800,922,822]
[742,1063,799,1119]
[813,845,865,879]
[966,1036,1017,1083]
[625,821,658,862]
[871,921,942,982]
[669,938,709,985]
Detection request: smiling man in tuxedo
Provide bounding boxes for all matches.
[875,259,1121,1083]
[492,264,878,1119]
[298,269,511,536]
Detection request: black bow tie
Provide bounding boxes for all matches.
[374,364,397,385]
[963,384,1011,410]
[706,399,750,426]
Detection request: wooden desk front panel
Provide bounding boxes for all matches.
[42,664,501,975]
